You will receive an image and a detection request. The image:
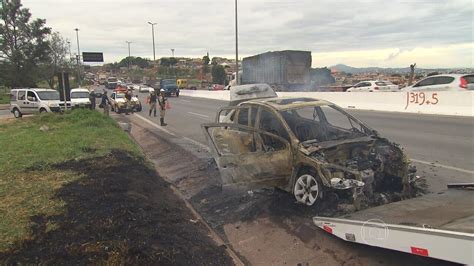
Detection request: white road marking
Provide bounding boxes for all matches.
[180,100,191,103]
[411,159,474,175]
[134,114,176,136]
[187,112,210,118]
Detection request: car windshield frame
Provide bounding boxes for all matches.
[37,91,60,100]
[116,93,125,99]
[279,104,375,144]
[71,92,90,99]
[162,79,176,85]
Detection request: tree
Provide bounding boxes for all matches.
[211,64,226,84]
[0,0,51,87]
[160,57,170,67]
[118,56,150,69]
[168,57,177,66]
[38,32,71,89]
[202,54,210,74]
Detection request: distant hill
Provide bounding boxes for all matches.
[329,64,451,74]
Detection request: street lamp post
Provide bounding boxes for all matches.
[148,22,157,61]
[126,41,132,69]
[171,48,175,57]
[74,28,81,86]
[235,0,239,85]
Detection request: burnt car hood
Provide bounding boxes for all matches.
[300,136,377,155]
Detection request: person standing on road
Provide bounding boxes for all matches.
[101,91,110,116]
[124,89,132,115]
[148,90,158,117]
[158,89,167,126]
[89,90,96,110]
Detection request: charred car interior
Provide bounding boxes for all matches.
[202,84,418,209]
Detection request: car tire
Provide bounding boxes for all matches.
[137,105,142,112]
[116,105,121,114]
[293,172,323,206]
[176,91,179,97]
[13,108,22,118]
[39,108,47,114]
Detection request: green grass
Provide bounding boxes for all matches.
[0,93,9,104]
[0,109,141,251]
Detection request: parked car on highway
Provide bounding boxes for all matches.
[138,85,154,93]
[401,74,474,91]
[70,88,91,108]
[109,89,142,113]
[202,84,416,206]
[10,88,72,118]
[346,80,399,92]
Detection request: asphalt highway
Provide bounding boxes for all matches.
[132,93,473,176]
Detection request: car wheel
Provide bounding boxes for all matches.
[294,173,323,206]
[13,108,22,118]
[116,105,121,114]
[137,105,142,112]
[176,91,179,97]
[39,108,47,113]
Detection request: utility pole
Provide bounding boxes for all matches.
[126,41,132,69]
[74,28,81,86]
[171,48,175,57]
[235,0,239,85]
[148,22,157,61]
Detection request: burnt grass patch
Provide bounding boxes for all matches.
[0,150,232,265]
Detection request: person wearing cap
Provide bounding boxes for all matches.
[100,90,110,116]
[148,90,158,117]
[158,89,167,126]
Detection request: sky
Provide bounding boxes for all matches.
[22,0,473,68]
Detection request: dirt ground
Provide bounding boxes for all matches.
[0,149,233,265]
[124,114,452,266]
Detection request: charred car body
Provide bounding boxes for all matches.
[202,84,417,207]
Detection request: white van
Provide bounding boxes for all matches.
[9,88,71,118]
[70,88,91,108]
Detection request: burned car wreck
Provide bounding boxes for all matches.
[202,84,417,207]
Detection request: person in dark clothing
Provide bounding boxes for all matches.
[148,90,158,117]
[101,91,110,116]
[158,89,167,126]
[124,89,132,115]
[89,91,96,110]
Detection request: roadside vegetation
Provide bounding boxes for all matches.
[0,110,140,252]
[0,110,231,264]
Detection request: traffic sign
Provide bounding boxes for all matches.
[82,52,104,62]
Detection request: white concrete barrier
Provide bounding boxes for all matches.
[180,90,474,117]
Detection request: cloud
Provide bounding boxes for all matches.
[21,0,473,67]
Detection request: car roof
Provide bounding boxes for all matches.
[11,88,56,92]
[243,97,333,111]
[421,74,467,78]
[71,88,89,92]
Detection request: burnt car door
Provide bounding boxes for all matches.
[202,122,292,187]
